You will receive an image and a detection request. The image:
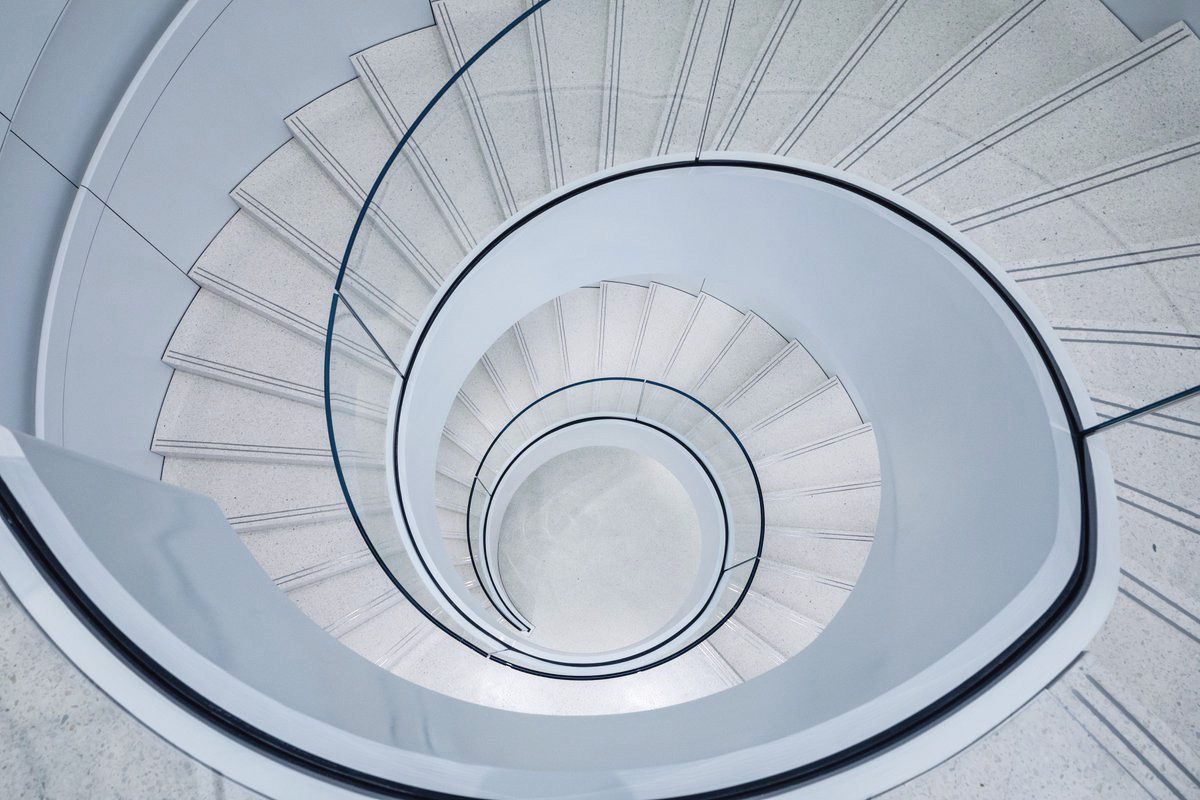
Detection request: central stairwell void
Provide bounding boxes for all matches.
[7,0,1183,796]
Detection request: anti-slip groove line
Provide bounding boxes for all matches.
[1121,569,1200,628]
[657,0,710,156]
[436,3,519,216]
[838,0,1044,170]
[956,140,1200,231]
[1058,325,1200,340]
[897,28,1189,194]
[601,0,625,168]
[1008,242,1200,273]
[1071,689,1189,800]
[1061,338,1200,352]
[290,118,440,288]
[337,293,404,377]
[777,0,907,155]
[1013,250,1200,282]
[715,0,803,150]
[1084,385,1200,436]
[1117,497,1200,536]
[529,7,564,187]
[355,55,475,249]
[1115,481,1199,521]
[1085,674,1200,790]
[695,0,736,159]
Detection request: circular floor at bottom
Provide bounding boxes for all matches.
[496,445,702,654]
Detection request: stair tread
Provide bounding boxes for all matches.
[155,372,384,465]
[434,0,552,217]
[165,290,392,415]
[601,0,700,168]
[963,136,1200,265]
[528,0,612,185]
[711,0,889,153]
[286,77,464,286]
[778,0,1022,165]
[354,26,505,245]
[839,0,1136,185]
[904,24,1200,222]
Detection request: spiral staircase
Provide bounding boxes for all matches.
[1,0,1197,797]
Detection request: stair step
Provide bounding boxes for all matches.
[528,0,612,185]
[515,296,568,396]
[1103,407,1200,601]
[743,587,827,648]
[662,0,786,154]
[240,519,370,586]
[777,0,1022,165]
[629,283,698,380]
[284,563,399,631]
[637,291,745,422]
[600,0,700,168]
[286,78,463,286]
[596,281,650,413]
[354,26,505,246]
[762,526,874,587]
[481,327,543,431]
[752,557,856,627]
[434,0,552,216]
[714,341,829,433]
[711,0,889,153]
[437,435,496,489]
[763,479,882,533]
[755,424,879,492]
[231,140,422,363]
[664,312,792,435]
[154,372,383,466]
[708,616,785,681]
[735,376,862,457]
[1055,569,1200,795]
[962,137,1200,265]
[837,0,1135,186]
[1051,309,1200,420]
[339,597,429,666]
[443,396,501,460]
[903,24,1200,222]
[165,290,393,417]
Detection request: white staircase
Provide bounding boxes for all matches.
[149,0,1197,788]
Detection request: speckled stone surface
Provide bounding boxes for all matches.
[0,578,264,800]
[882,691,1151,799]
[840,0,1135,186]
[354,26,505,246]
[710,0,889,153]
[779,0,1020,165]
[905,25,1200,223]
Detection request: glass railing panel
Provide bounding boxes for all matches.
[337,216,422,370]
[328,304,508,656]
